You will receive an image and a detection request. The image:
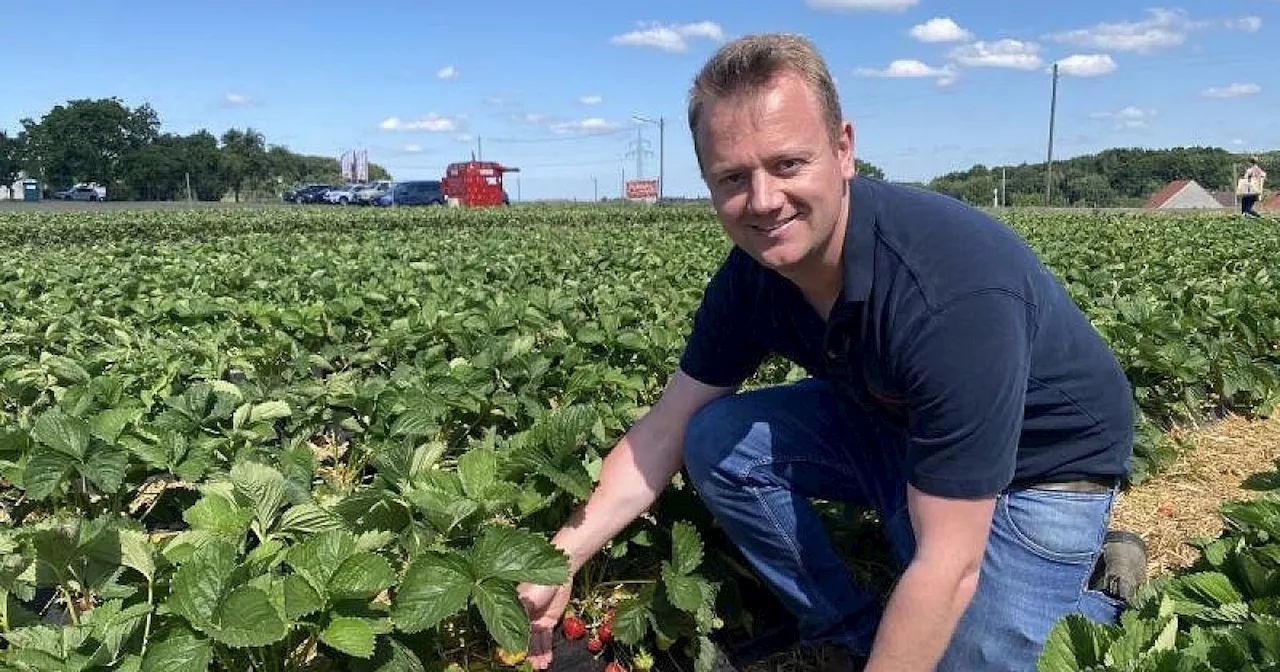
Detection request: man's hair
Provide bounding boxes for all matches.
[687,33,843,170]
[1250,155,1260,164]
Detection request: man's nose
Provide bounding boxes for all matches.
[747,172,785,215]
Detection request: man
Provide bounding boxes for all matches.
[1242,156,1267,218]
[519,33,1140,671]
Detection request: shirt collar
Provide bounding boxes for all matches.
[839,175,877,306]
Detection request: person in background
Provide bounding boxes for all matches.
[1242,156,1266,218]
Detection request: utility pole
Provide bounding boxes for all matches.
[186,172,193,203]
[1045,63,1059,206]
[477,136,482,161]
[593,176,598,202]
[1001,167,1007,207]
[632,115,665,200]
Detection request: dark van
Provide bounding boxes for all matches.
[374,180,445,207]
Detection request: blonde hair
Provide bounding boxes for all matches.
[687,33,843,170]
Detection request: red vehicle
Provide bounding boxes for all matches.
[442,160,518,207]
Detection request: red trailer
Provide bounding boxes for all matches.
[442,160,518,207]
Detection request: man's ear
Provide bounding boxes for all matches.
[841,120,856,180]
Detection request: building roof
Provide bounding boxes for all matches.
[1144,180,1193,209]
[1210,190,1236,208]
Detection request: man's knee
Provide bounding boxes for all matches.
[682,394,741,487]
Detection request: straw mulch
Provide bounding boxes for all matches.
[1112,413,1280,576]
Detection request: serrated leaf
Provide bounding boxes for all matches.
[287,530,359,600]
[661,562,705,613]
[43,354,91,385]
[168,540,237,630]
[457,448,497,501]
[140,629,212,670]
[1037,614,1112,672]
[118,529,155,582]
[230,461,288,533]
[183,491,252,538]
[277,502,347,537]
[281,573,325,620]
[32,409,91,460]
[90,407,141,445]
[612,588,654,645]
[210,585,287,648]
[321,616,377,659]
[21,448,75,500]
[249,400,292,424]
[77,444,129,494]
[469,527,569,585]
[352,636,426,672]
[392,552,473,633]
[472,577,529,653]
[329,552,396,601]
[1172,572,1245,607]
[671,521,703,576]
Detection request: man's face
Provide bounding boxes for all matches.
[697,72,855,274]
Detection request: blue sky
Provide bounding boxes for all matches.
[4,0,1274,200]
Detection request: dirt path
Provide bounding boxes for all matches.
[1112,414,1280,576]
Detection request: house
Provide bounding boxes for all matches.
[1144,179,1225,210]
[1210,190,1236,209]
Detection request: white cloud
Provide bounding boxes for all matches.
[550,118,621,134]
[224,93,251,106]
[1202,83,1261,98]
[1225,16,1262,32]
[1091,106,1157,129]
[437,65,457,80]
[1049,8,1189,53]
[579,95,603,105]
[806,0,918,11]
[948,40,1042,70]
[609,21,724,53]
[1232,139,1246,146]
[379,114,458,132]
[856,59,957,82]
[909,17,973,43]
[515,113,549,125]
[403,144,423,154]
[1055,54,1118,77]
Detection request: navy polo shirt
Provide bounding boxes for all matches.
[679,176,1134,499]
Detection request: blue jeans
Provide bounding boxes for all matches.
[682,378,1124,670]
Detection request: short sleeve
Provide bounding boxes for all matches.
[897,291,1035,498]
[678,251,769,388]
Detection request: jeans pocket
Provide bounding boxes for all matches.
[998,489,1113,564]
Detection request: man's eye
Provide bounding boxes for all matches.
[719,173,743,186]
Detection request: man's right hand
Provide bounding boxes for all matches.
[518,578,574,670]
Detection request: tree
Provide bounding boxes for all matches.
[0,131,20,186]
[855,158,884,180]
[19,98,159,195]
[220,127,268,202]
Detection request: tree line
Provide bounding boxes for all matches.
[925,146,1277,208]
[0,98,390,201]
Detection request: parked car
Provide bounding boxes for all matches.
[290,184,334,204]
[53,183,107,201]
[374,180,445,207]
[323,184,365,205]
[354,180,392,204]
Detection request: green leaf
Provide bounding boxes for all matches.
[118,529,155,582]
[392,552,473,633]
[351,636,426,672]
[281,573,325,620]
[611,588,654,645]
[209,585,287,648]
[287,529,359,599]
[457,448,497,501]
[328,552,396,601]
[661,562,705,613]
[472,577,529,654]
[21,448,75,500]
[183,490,253,538]
[1037,614,1112,672]
[277,502,348,536]
[1171,572,1245,607]
[32,409,91,460]
[321,616,377,659]
[469,526,569,585]
[671,521,703,576]
[43,354,91,385]
[140,629,213,672]
[77,444,129,494]
[230,461,289,534]
[90,407,141,445]
[168,540,237,630]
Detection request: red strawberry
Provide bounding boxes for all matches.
[587,636,604,653]
[562,614,587,640]
[597,620,613,643]
[605,663,628,672]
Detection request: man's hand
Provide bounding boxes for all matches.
[518,579,574,670]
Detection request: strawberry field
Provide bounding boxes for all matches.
[0,204,1279,671]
